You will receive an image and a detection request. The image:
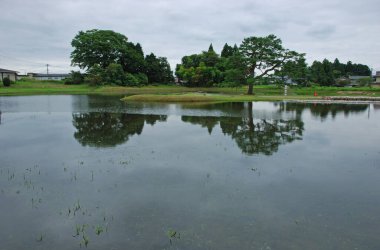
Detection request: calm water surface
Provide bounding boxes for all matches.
[0,95,379,250]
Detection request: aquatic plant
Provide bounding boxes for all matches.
[167,229,180,245]
[36,233,44,242]
[95,225,104,235]
[81,234,89,248]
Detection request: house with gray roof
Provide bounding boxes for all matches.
[348,75,371,87]
[0,68,18,82]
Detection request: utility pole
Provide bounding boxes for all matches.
[46,64,49,75]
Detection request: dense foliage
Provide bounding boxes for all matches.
[176,37,372,92]
[309,59,371,86]
[65,71,84,85]
[70,29,372,89]
[71,29,173,86]
[175,44,245,88]
[176,35,302,94]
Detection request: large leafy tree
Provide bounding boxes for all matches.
[239,34,302,94]
[71,29,129,70]
[71,29,173,85]
[175,44,223,87]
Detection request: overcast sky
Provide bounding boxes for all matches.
[0,0,379,74]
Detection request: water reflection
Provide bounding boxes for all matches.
[1,95,380,250]
[72,102,304,155]
[70,100,370,153]
[72,113,167,147]
[183,103,304,155]
[275,102,369,120]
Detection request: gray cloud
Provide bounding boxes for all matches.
[0,0,379,74]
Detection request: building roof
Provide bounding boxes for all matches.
[0,68,18,73]
[376,71,380,77]
[32,73,70,77]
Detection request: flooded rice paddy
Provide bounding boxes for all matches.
[0,95,379,250]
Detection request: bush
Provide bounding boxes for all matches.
[2,77,11,87]
[85,65,105,86]
[134,73,149,85]
[357,77,372,87]
[125,73,139,86]
[65,71,84,85]
[104,63,126,86]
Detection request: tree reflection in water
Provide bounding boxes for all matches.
[72,102,369,154]
[275,102,369,120]
[72,113,167,147]
[183,102,304,155]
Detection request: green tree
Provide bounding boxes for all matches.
[221,43,234,58]
[223,52,247,86]
[332,58,344,78]
[239,34,302,94]
[175,44,222,86]
[345,61,354,76]
[71,29,129,70]
[145,53,173,83]
[322,59,335,86]
[181,54,202,68]
[310,61,326,85]
[120,42,146,74]
[275,56,309,86]
[201,44,220,67]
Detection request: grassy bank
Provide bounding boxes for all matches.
[1,81,380,103]
[0,81,248,96]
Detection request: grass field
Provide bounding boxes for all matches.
[1,80,380,103]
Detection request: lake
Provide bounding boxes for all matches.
[0,95,379,250]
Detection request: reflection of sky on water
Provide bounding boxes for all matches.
[0,95,379,250]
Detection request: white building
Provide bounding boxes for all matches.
[0,68,18,81]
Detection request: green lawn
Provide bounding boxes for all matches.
[1,81,380,103]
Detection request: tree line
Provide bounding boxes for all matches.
[66,29,372,94]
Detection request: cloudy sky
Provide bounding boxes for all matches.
[0,0,379,74]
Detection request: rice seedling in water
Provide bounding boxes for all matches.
[95,225,104,235]
[74,225,82,237]
[72,200,81,215]
[81,234,89,248]
[36,233,44,242]
[167,229,180,245]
